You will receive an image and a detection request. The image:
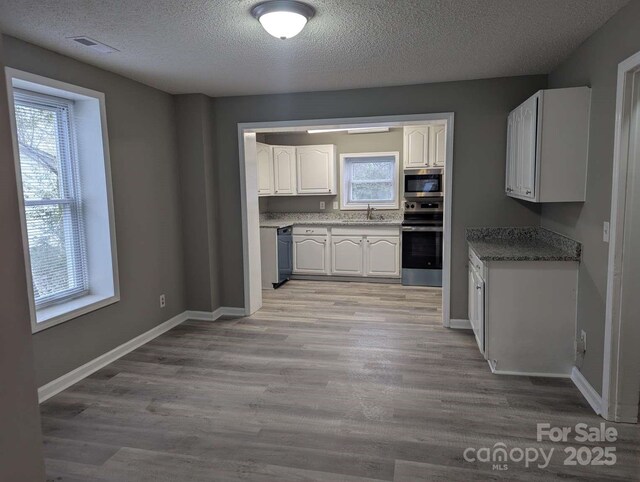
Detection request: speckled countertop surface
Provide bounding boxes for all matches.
[260,212,403,228]
[466,227,581,262]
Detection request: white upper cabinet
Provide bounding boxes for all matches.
[296,145,337,195]
[431,123,446,167]
[505,110,519,196]
[505,87,591,203]
[273,146,297,195]
[403,126,430,169]
[256,142,274,196]
[259,143,337,196]
[403,124,447,169]
[519,96,537,199]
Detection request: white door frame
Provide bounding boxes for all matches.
[237,113,455,325]
[602,49,640,423]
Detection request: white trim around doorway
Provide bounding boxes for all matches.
[237,113,455,326]
[602,49,640,423]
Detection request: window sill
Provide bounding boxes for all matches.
[33,294,119,333]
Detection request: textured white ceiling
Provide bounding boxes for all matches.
[0,0,629,97]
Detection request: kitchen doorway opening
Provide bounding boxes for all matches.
[602,49,640,423]
[237,113,455,327]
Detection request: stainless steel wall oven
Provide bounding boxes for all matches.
[401,199,443,287]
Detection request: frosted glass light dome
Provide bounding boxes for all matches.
[251,1,315,40]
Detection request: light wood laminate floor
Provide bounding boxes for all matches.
[41,281,639,481]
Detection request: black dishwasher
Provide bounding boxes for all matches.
[275,226,292,288]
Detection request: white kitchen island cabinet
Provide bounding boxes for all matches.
[467,227,582,377]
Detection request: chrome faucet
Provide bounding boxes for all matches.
[366,203,376,220]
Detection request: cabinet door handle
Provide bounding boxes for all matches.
[476,285,482,290]
[526,190,532,195]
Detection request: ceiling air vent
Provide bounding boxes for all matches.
[68,36,119,54]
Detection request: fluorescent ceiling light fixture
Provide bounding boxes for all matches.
[307,127,391,134]
[251,0,315,39]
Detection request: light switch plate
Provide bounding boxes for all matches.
[603,221,610,243]
[319,201,325,210]
[333,201,339,210]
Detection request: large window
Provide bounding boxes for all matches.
[8,69,119,332]
[340,152,399,209]
[15,90,88,307]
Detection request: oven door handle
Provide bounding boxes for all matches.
[402,226,444,232]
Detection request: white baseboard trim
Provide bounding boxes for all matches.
[38,306,247,403]
[571,366,603,415]
[183,306,246,321]
[449,318,472,330]
[215,306,247,317]
[184,310,217,321]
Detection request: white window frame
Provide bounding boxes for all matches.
[339,151,400,210]
[5,68,120,333]
[14,89,89,308]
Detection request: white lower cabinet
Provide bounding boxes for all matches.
[292,226,400,279]
[331,236,364,275]
[365,237,400,277]
[292,233,329,274]
[468,246,578,377]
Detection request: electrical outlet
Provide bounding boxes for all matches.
[603,221,610,243]
[333,201,338,210]
[319,201,325,210]
[160,294,166,308]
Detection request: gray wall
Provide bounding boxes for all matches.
[540,0,640,394]
[262,129,403,213]
[3,36,187,386]
[0,34,45,482]
[212,76,546,315]
[175,94,220,311]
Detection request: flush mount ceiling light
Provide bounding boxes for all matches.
[251,0,315,40]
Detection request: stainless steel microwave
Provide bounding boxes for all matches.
[403,169,443,197]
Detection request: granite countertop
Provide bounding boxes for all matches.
[466,227,581,262]
[260,212,403,229]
